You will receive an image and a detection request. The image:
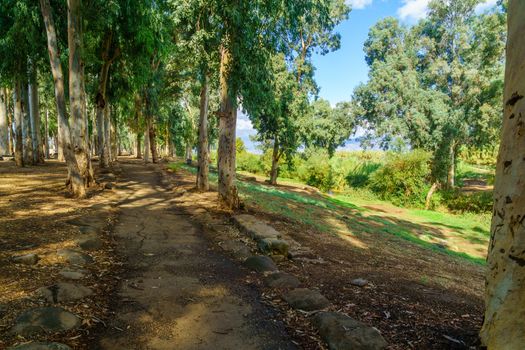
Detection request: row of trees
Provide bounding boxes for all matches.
[0,0,355,208]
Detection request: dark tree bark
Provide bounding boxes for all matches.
[196,75,210,191]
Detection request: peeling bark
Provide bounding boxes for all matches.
[196,75,209,191]
[13,82,23,167]
[217,45,239,210]
[481,2,525,347]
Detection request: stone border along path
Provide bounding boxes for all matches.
[7,168,120,350]
[232,213,388,350]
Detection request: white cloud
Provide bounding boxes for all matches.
[236,117,254,131]
[347,0,373,10]
[397,0,431,21]
[475,0,498,13]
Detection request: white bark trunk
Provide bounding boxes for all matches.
[0,88,8,155]
[481,2,525,347]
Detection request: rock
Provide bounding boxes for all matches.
[11,307,80,336]
[12,254,39,265]
[232,214,281,241]
[257,238,289,256]
[219,241,252,260]
[351,278,368,287]
[104,182,114,190]
[313,312,387,350]
[78,226,99,235]
[76,236,102,250]
[8,342,72,350]
[264,272,300,289]
[283,288,330,311]
[58,269,87,280]
[243,256,278,273]
[57,249,94,265]
[36,282,93,303]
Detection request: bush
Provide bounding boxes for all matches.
[369,150,431,206]
[346,161,381,188]
[441,190,493,213]
[296,149,335,191]
[237,151,264,174]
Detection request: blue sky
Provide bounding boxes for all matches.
[238,0,499,152]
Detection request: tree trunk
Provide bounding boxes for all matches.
[148,117,158,163]
[28,72,44,164]
[217,45,239,210]
[22,84,33,165]
[136,133,142,159]
[196,75,209,191]
[447,140,455,188]
[480,2,525,347]
[144,129,150,163]
[269,138,280,185]
[424,182,439,210]
[0,88,8,156]
[68,0,93,197]
[7,92,14,156]
[40,0,82,189]
[44,108,50,159]
[13,82,23,167]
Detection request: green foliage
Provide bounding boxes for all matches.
[369,150,431,206]
[441,190,493,213]
[296,149,335,191]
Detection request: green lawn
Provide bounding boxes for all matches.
[170,161,490,265]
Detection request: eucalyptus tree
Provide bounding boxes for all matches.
[481,1,525,347]
[0,88,8,156]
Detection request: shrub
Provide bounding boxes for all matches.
[346,161,381,188]
[441,190,493,213]
[296,149,335,191]
[237,151,264,174]
[369,150,431,206]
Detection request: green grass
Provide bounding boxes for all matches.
[170,161,489,265]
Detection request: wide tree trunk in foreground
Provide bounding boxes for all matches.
[13,82,23,167]
[0,88,8,155]
[68,0,93,197]
[40,0,81,185]
[217,46,239,210]
[196,75,209,191]
[269,138,280,185]
[481,2,525,347]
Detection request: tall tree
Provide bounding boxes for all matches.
[481,1,525,347]
[0,88,7,155]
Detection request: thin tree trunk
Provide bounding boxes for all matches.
[424,182,439,210]
[217,45,239,210]
[148,117,158,163]
[28,72,44,164]
[269,138,280,185]
[13,82,23,167]
[0,88,7,156]
[7,91,14,156]
[481,2,525,347]
[144,129,150,163]
[40,0,81,189]
[196,75,209,191]
[44,108,50,159]
[68,0,92,197]
[111,114,117,161]
[95,37,112,167]
[136,133,142,159]
[447,141,455,188]
[22,83,33,165]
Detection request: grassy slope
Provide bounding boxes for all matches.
[170,162,490,265]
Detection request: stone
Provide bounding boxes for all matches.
[36,282,93,303]
[104,182,114,190]
[243,256,278,273]
[57,249,94,265]
[232,214,281,241]
[313,312,387,350]
[264,272,300,289]
[351,278,368,287]
[283,288,330,311]
[219,241,252,260]
[58,269,87,280]
[76,236,102,250]
[78,226,99,235]
[11,307,80,336]
[8,342,72,350]
[257,238,289,256]
[12,254,39,265]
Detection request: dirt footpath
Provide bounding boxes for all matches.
[98,160,295,350]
